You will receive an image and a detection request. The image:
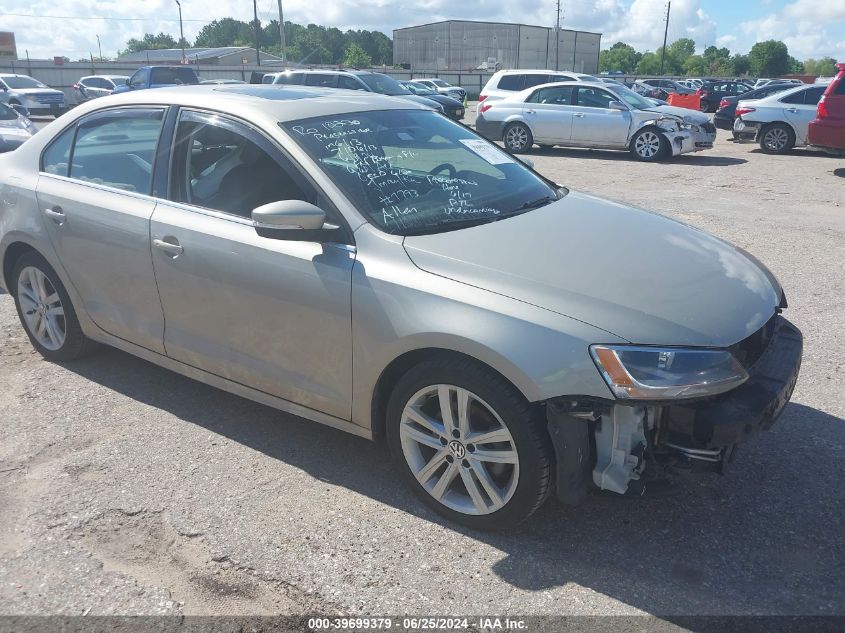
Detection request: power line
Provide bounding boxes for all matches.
[2,12,208,22]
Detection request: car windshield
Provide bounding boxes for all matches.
[0,102,19,120]
[403,82,435,96]
[431,79,448,87]
[608,85,655,110]
[358,73,411,96]
[109,77,129,86]
[2,76,47,89]
[282,110,561,236]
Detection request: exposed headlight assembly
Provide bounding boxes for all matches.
[590,345,748,400]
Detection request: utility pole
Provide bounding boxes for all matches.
[554,0,561,71]
[253,0,261,65]
[96,34,102,60]
[659,1,671,75]
[175,1,185,63]
[277,0,286,63]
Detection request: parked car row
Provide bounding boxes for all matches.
[0,101,37,152]
[0,74,67,117]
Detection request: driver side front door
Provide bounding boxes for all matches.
[150,109,356,419]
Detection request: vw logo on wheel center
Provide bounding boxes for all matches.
[448,440,466,460]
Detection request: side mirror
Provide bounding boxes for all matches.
[608,101,628,111]
[252,199,326,230]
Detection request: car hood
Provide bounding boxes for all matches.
[403,191,780,346]
[399,94,443,109]
[13,87,63,95]
[418,93,463,107]
[642,105,710,124]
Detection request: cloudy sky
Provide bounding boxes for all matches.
[1,0,843,61]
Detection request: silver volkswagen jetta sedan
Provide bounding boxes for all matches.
[0,86,801,529]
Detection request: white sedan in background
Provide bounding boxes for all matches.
[733,83,827,154]
[475,81,716,161]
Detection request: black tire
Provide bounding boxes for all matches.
[759,123,795,154]
[699,99,709,113]
[538,144,555,150]
[386,356,553,530]
[503,122,533,154]
[11,251,96,361]
[630,128,669,162]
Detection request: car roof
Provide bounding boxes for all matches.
[61,84,425,122]
[741,83,813,103]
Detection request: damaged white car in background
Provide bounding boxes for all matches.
[475,80,716,161]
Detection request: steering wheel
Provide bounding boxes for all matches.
[429,163,457,178]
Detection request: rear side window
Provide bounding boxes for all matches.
[41,126,75,176]
[305,74,336,87]
[523,74,552,89]
[338,75,365,90]
[496,75,525,91]
[528,86,574,105]
[69,109,164,194]
[803,87,825,105]
[781,90,805,104]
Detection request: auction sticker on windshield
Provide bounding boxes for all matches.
[459,138,513,164]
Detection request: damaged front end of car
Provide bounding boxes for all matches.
[640,114,716,155]
[545,313,803,505]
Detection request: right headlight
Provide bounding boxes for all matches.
[590,345,748,400]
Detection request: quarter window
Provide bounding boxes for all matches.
[41,126,75,176]
[169,111,312,219]
[69,109,164,193]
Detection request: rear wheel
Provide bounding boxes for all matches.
[503,122,533,154]
[386,357,552,530]
[11,252,96,361]
[630,128,669,162]
[759,123,795,154]
[698,99,709,112]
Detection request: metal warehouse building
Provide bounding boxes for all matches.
[393,20,601,73]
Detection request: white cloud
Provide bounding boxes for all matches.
[0,0,842,62]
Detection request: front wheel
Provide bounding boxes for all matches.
[699,99,710,112]
[386,357,552,530]
[630,128,669,162]
[503,122,533,154]
[759,123,795,154]
[12,252,96,361]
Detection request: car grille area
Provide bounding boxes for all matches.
[31,92,64,104]
[701,121,716,133]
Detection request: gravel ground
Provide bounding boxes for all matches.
[1,113,843,620]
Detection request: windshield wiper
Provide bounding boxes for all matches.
[511,195,556,213]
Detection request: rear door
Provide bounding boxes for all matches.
[782,86,826,142]
[305,73,338,88]
[569,86,631,146]
[35,107,167,352]
[522,85,574,142]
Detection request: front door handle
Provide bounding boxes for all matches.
[574,113,585,118]
[525,109,535,114]
[44,206,65,225]
[153,237,184,257]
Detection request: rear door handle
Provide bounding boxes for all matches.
[43,206,66,225]
[786,107,799,113]
[153,238,184,257]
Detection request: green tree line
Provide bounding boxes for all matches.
[120,18,392,66]
[599,38,838,77]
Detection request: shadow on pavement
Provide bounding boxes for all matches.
[61,346,845,617]
[532,147,746,166]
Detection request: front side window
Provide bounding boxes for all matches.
[169,111,311,218]
[523,74,553,89]
[338,75,365,91]
[128,69,147,87]
[69,109,164,193]
[358,73,410,96]
[283,110,559,236]
[150,67,198,85]
[575,87,617,109]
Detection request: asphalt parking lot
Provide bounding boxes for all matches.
[1,113,844,621]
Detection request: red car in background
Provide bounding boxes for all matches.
[808,62,845,155]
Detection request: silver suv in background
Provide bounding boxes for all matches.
[0,74,67,117]
[480,69,601,104]
[266,69,445,112]
[409,78,466,102]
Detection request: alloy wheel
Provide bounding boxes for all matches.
[399,384,519,516]
[17,266,66,351]
[763,127,789,152]
[635,131,662,158]
[505,126,529,152]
